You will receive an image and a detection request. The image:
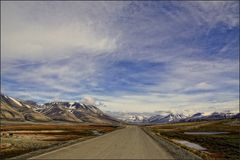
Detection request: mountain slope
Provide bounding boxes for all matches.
[105,111,156,123]
[40,102,119,124]
[1,94,120,124]
[148,113,187,124]
[183,112,236,122]
[0,101,25,121]
[1,94,51,122]
[40,103,81,122]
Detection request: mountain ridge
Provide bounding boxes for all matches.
[0,94,119,125]
[107,110,239,124]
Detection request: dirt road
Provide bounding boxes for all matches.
[30,126,173,159]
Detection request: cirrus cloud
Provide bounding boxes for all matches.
[1,1,239,113]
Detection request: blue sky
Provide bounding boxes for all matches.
[1,1,239,113]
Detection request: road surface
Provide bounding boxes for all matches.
[31,126,174,159]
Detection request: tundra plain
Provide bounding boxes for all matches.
[0,122,119,159]
[148,119,240,160]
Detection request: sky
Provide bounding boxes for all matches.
[1,1,239,113]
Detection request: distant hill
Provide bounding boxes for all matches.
[0,94,119,125]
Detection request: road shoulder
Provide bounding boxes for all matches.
[142,127,202,160]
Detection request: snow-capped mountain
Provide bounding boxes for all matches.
[182,112,207,122]
[206,112,229,120]
[182,111,237,122]
[106,111,189,124]
[105,111,155,123]
[39,101,113,123]
[1,94,51,122]
[1,93,238,124]
[38,101,119,124]
[42,102,103,115]
[147,114,165,123]
[127,115,146,123]
[107,110,239,124]
[0,94,119,124]
[147,113,188,124]
[205,112,236,120]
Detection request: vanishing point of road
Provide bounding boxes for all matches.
[31,126,174,159]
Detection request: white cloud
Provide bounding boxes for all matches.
[80,96,96,105]
[2,24,118,60]
[180,1,239,28]
[95,93,239,113]
[1,1,239,113]
[1,1,124,61]
[2,57,100,94]
[194,82,214,90]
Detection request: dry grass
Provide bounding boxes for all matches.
[0,123,119,159]
[148,119,240,160]
[1,123,118,131]
[1,137,59,159]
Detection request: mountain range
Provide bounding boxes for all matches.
[105,111,156,123]
[107,110,239,124]
[1,94,238,125]
[0,94,119,124]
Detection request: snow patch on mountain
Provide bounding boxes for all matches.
[9,97,23,106]
[106,110,238,124]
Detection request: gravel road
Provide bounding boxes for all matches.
[30,126,173,159]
